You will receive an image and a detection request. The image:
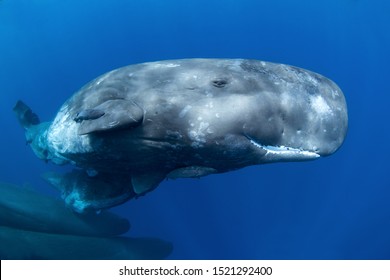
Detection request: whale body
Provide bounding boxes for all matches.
[14,59,348,212]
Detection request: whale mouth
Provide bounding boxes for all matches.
[245,135,320,161]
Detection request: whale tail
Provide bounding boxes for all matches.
[13,100,41,129]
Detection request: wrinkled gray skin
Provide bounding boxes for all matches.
[15,59,348,213]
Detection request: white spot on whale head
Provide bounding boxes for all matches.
[311,95,332,115]
[205,102,214,108]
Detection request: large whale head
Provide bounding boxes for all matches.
[125,59,348,169]
[188,60,348,163]
[14,59,348,212]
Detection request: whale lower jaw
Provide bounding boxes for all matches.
[248,137,320,161]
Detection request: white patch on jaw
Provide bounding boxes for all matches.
[248,136,320,159]
[311,95,332,115]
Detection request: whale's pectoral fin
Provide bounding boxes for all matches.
[77,99,144,135]
[74,109,105,123]
[131,172,166,195]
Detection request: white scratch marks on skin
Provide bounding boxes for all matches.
[154,63,181,68]
[179,105,192,118]
[108,120,119,127]
[48,109,99,155]
[96,78,104,85]
[331,88,340,98]
[166,63,180,68]
[188,121,210,148]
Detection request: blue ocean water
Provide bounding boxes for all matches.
[0,0,389,259]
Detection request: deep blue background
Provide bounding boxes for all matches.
[1,0,389,259]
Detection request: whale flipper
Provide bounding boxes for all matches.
[13,100,40,129]
[77,99,144,135]
[131,172,166,195]
[74,109,105,122]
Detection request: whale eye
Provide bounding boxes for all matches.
[212,78,228,88]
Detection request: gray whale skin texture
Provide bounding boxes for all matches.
[14,59,348,213]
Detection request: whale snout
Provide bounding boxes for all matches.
[302,80,348,156]
[245,70,348,161]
